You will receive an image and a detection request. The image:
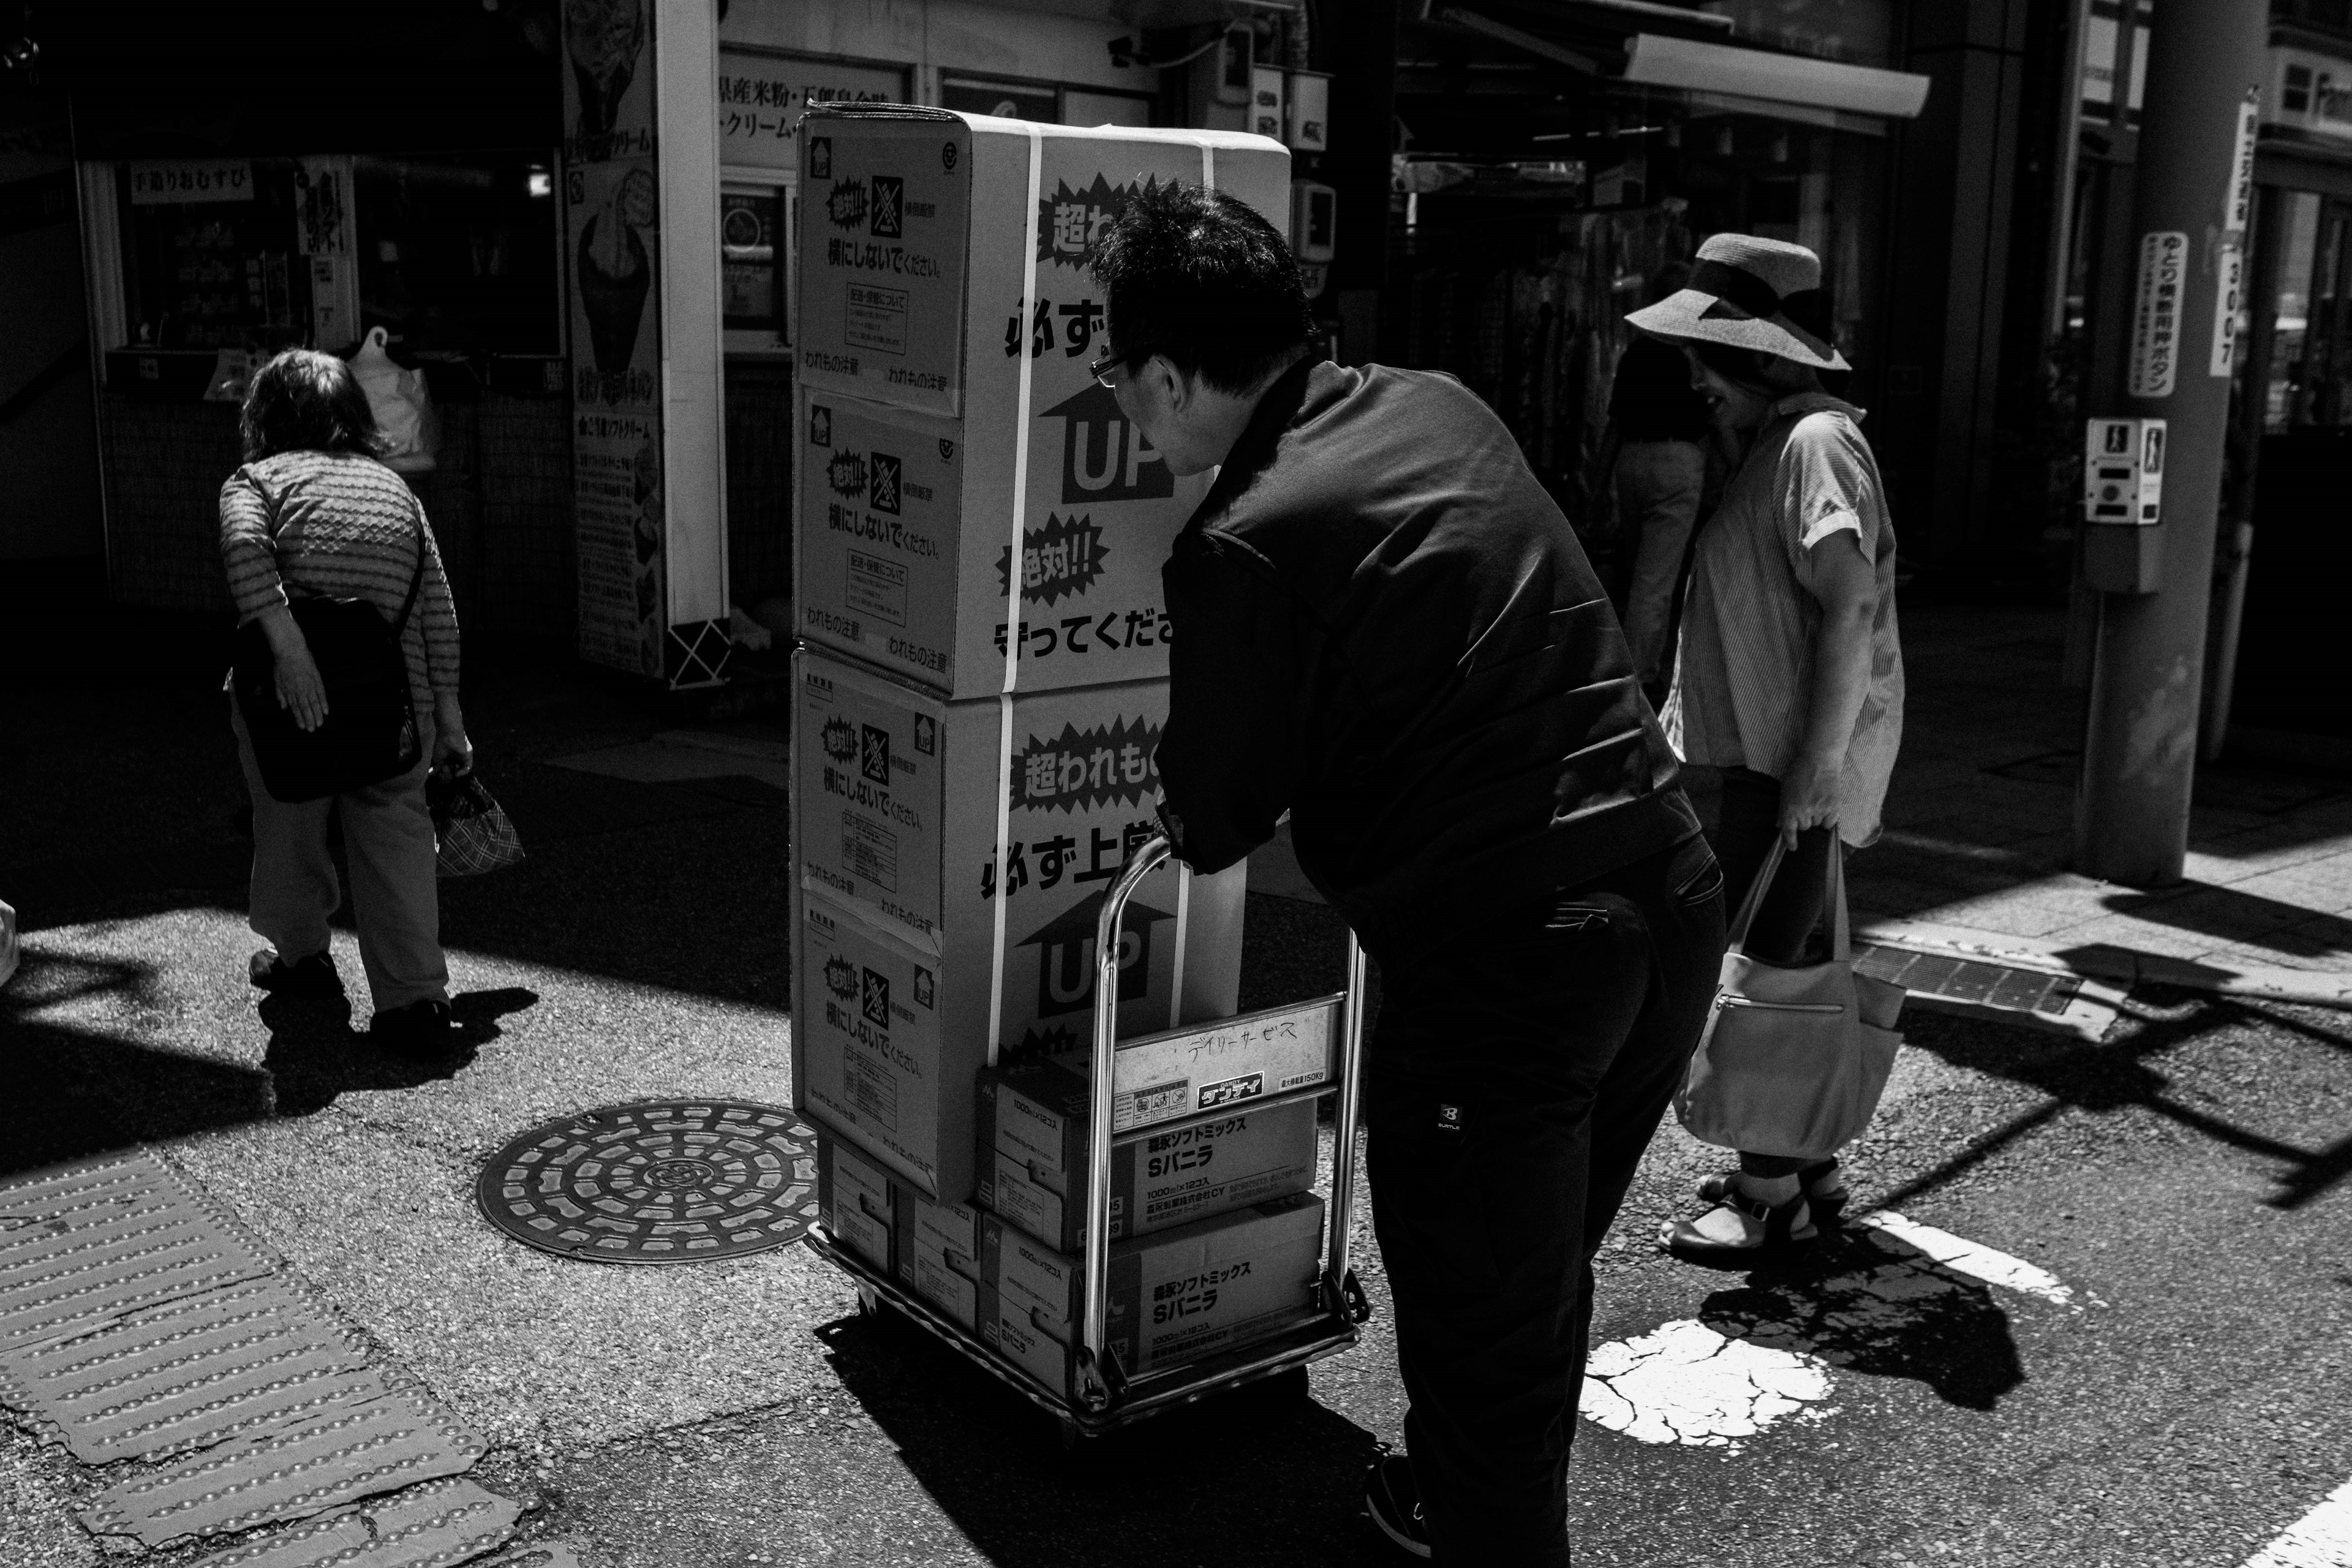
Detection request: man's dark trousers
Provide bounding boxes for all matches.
[1367,833,1726,1566]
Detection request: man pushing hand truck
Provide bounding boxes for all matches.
[1090,184,1727,1566]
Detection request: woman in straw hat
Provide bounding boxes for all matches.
[1625,233,1905,1263]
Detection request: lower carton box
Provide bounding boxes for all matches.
[1054,997,1342,1134]
[815,1128,896,1275]
[974,1192,1325,1398]
[897,1189,984,1332]
[976,1057,1318,1251]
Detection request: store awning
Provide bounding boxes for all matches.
[1620,32,1931,120]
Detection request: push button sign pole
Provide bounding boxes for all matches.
[2075,0,2268,886]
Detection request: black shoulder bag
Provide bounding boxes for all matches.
[232,522,426,804]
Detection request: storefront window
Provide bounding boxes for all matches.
[120,159,309,352]
[353,152,560,356]
[722,186,785,333]
[2254,189,2352,432]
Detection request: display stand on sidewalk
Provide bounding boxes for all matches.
[806,832,1373,1444]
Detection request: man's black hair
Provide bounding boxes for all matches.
[1090,182,1317,394]
[240,349,386,462]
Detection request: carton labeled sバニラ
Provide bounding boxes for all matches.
[974,1192,1326,1397]
[898,1188,984,1332]
[974,1055,1319,1251]
[791,109,1291,695]
[814,1126,896,1276]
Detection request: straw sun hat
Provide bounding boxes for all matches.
[1624,233,1849,372]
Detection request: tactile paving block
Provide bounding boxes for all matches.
[0,1152,277,1354]
[81,1383,489,1548]
[0,1276,380,1462]
[184,1479,520,1568]
[477,1544,584,1568]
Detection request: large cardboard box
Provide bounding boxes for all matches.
[975,1056,1318,1251]
[975,1193,1325,1397]
[795,389,1191,697]
[793,646,1243,1005]
[793,110,1290,695]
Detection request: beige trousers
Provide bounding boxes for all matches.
[231,702,448,1011]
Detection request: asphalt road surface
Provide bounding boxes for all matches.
[4,636,2348,1568]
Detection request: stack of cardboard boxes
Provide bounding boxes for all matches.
[791,107,1326,1397]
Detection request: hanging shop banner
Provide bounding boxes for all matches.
[718,48,907,171]
[128,160,254,205]
[564,0,666,677]
[2127,230,2187,399]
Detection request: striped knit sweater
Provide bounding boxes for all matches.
[220,450,461,714]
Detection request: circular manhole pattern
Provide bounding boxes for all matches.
[475,1101,819,1264]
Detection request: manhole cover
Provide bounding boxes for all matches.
[474,1101,819,1264]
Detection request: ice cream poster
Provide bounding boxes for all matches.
[562,0,664,676]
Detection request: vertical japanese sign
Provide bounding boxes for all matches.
[2211,88,2261,379]
[564,0,666,677]
[2128,230,2188,399]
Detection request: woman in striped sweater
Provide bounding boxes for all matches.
[222,350,470,1056]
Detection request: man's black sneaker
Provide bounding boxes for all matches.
[1364,1453,1433,1559]
[372,998,456,1058]
[249,949,344,1000]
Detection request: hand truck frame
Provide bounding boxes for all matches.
[805,831,1373,1444]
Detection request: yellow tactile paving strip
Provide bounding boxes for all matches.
[78,1376,488,1547]
[0,1150,504,1562]
[0,1153,277,1354]
[181,1477,519,1568]
[0,1275,381,1463]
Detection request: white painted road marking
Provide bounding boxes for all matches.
[2245,1479,2352,1568]
[1860,1210,2076,1307]
[1578,1319,1835,1450]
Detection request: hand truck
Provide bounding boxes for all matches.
[804,831,1374,1445]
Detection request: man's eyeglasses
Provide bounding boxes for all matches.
[1089,349,1146,390]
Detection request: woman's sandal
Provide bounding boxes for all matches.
[1662,1186,1819,1265]
[1697,1159,1848,1227]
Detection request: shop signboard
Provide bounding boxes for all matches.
[2271,47,2352,141]
[128,160,254,205]
[563,0,666,677]
[717,48,907,171]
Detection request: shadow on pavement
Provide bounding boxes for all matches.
[816,1307,1393,1567]
[1698,1226,2025,1411]
[260,986,538,1117]
[1879,996,2352,1212]
[1,950,545,1169]
[1,952,272,1177]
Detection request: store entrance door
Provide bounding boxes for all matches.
[2226,187,2352,752]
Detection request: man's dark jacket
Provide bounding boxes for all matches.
[1155,358,1700,956]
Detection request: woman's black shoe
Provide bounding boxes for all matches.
[371,998,456,1058]
[248,949,344,1000]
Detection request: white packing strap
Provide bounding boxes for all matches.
[1152,137,1213,1033]
[987,123,1047,1064]
[1167,864,1193,1030]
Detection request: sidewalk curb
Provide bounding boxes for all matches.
[1856,918,2352,1011]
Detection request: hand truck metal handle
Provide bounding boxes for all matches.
[1077,831,1374,1412]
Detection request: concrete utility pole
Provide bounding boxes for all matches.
[2075,0,2269,886]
